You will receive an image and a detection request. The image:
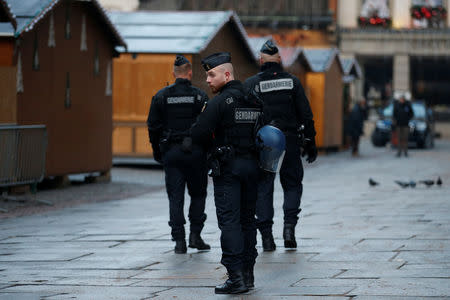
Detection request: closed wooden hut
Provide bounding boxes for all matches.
[298,49,344,149]
[0,0,16,123]
[109,11,258,158]
[0,0,126,177]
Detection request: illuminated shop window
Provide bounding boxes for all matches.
[359,0,391,27]
[411,0,447,28]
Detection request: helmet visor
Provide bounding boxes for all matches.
[260,149,285,173]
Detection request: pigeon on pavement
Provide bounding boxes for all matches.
[437,177,442,186]
[369,178,379,186]
[395,180,409,188]
[419,180,434,187]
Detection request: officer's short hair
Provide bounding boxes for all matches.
[173,62,192,76]
[260,52,281,63]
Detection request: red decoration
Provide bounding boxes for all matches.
[358,13,391,28]
[411,5,447,22]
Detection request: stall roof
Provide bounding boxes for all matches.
[341,57,362,78]
[5,0,125,46]
[109,10,256,59]
[278,47,302,68]
[300,48,343,73]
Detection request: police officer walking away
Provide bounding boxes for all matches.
[147,55,210,254]
[191,52,261,294]
[244,40,317,251]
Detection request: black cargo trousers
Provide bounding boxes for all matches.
[256,134,304,235]
[162,143,208,240]
[213,156,259,272]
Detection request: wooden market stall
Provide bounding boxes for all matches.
[0,0,16,124]
[298,49,344,150]
[0,0,126,177]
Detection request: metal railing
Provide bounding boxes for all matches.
[0,125,47,188]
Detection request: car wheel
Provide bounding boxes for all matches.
[371,136,386,147]
[371,131,387,147]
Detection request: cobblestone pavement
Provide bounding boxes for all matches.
[0,138,449,299]
[0,167,164,219]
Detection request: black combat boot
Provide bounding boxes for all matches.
[261,232,276,252]
[174,239,187,254]
[188,232,210,250]
[215,269,248,294]
[283,224,297,248]
[242,266,254,289]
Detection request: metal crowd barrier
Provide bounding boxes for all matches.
[0,125,47,188]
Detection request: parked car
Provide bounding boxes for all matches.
[371,100,435,148]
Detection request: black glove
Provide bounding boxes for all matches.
[302,140,317,163]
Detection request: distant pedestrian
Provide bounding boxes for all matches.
[393,94,413,157]
[347,98,367,157]
[147,55,210,254]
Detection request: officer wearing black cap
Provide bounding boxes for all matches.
[243,40,317,251]
[191,52,261,294]
[147,54,210,254]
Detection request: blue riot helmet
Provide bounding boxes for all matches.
[255,125,286,173]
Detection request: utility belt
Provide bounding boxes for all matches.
[160,131,192,153]
[207,146,234,177]
[207,145,257,177]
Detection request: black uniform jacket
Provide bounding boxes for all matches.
[147,78,208,155]
[191,80,260,151]
[243,62,316,140]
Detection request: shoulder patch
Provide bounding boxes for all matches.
[225,97,234,105]
[234,108,261,123]
[197,94,202,101]
[259,78,293,93]
[166,96,195,104]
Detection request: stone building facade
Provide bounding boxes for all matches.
[338,0,450,105]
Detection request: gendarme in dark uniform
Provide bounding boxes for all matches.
[191,52,260,294]
[243,40,318,251]
[147,55,210,254]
